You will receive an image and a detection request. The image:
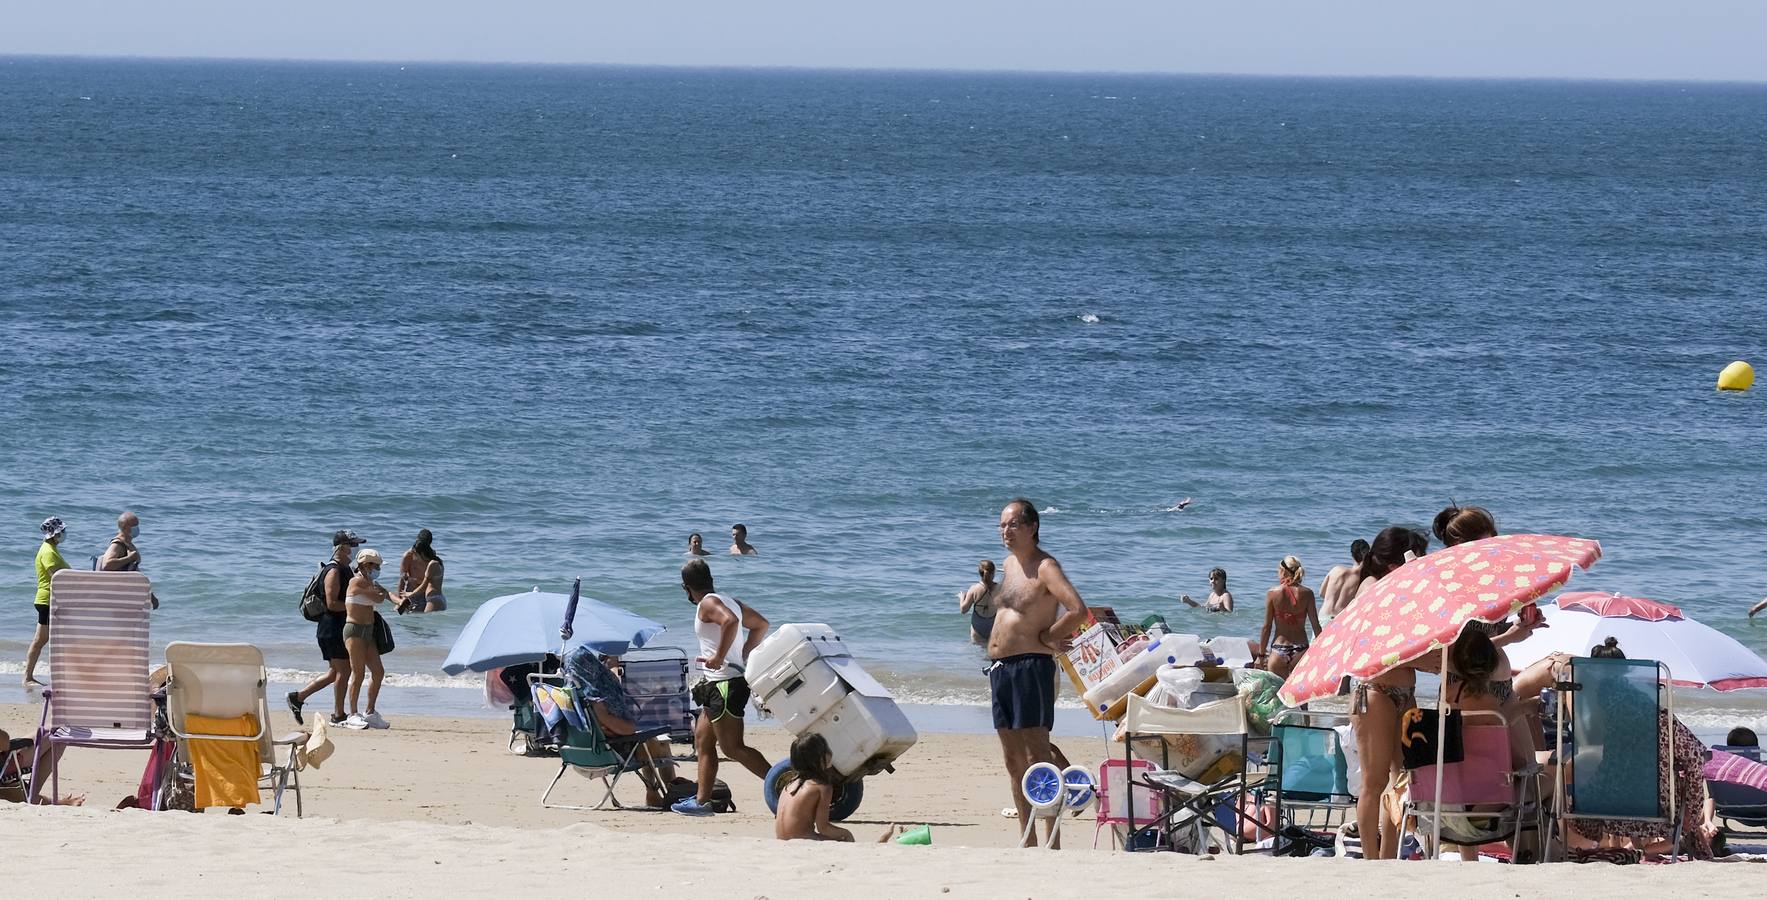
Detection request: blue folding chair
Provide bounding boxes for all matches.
[1551,656,1676,860]
[1266,714,1356,855]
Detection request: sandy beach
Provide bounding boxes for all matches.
[6,702,1763,898]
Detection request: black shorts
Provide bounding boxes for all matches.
[989,653,1057,731]
[692,676,751,721]
[317,614,348,662]
[35,604,48,626]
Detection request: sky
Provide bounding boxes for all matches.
[4,0,1767,81]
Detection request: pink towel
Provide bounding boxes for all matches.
[1704,749,1767,790]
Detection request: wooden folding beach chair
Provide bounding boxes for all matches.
[28,571,156,804]
[163,642,307,815]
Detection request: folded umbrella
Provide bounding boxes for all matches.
[1504,592,1767,691]
[441,587,665,675]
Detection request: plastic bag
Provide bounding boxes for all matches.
[1231,668,1287,735]
[1156,665,1205,707]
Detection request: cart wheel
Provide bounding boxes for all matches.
[829,777,864,822]
[1022,761,1065,810]
[762,758,792,814]
[762,759,865,821]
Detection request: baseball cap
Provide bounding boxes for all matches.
[332,529,365,547]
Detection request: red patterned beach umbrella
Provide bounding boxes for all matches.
[1279,533,1603,706]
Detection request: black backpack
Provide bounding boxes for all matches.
[299,561,340,622]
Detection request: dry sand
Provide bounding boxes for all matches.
[3,703,1761,897]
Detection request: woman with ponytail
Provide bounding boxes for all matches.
[1258,555,1319,680]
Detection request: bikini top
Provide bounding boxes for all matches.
[1275,585,1308,625]
[346,593,376,607]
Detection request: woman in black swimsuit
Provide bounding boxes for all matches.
[1258,555,1319,680]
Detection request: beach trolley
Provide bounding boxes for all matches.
[748,624,918,821]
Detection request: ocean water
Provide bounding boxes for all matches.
[3,58,1767,730]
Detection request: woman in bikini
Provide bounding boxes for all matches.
[1346,526,1422,859]
[397,529,446,613]
[1257,556,1319,679]
[341,548,401,729]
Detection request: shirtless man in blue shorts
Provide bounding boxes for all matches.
[989,498,1089,847]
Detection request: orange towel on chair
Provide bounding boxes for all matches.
[186,713,262,809]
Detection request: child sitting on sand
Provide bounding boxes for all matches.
[776,734,856,842]
[775,734,907,843]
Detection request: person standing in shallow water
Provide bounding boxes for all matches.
[1181,568,1233,612]
[1258,556,1319,679]
[397,529,445,613]
[98,511,160,609]
[989,499,1089,848]
[729,524,758,556]
[1318,539,1369,621]
[958,560,1000,644]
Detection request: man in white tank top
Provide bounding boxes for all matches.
[672,559,774,816]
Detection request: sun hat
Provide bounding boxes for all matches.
[332,529,365,547]
[40,517,66,540]
[355,548,384,569]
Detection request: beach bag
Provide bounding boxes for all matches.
[298,562,338,622]
[373,612,395,655]
[1399,705,1463,770]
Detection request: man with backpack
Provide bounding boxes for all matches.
[287,530,362,725]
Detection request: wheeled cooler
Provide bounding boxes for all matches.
[746,623,918,819]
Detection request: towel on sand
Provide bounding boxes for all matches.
[186,713,261,809]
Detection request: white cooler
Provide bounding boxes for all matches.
[746,623,919,779]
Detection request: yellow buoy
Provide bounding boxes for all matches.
[1718,360,1755,392]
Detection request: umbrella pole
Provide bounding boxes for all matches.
[1432,644,1447,859]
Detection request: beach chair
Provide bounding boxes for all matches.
[162,642,306,815]
[1120,692,1267,854]
[27,571,155,804]
[1267,712,1357,846]
[1,736,33,803]
[533,674,673,811]
[619,648,696,748]
[1094,756,1162,849]
[1550,656,1676,861]
[1407,709,1543,861]
[1707,746,1767,837]
[501,660,561,755]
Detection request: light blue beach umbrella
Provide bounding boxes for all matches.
[441,586,665,675]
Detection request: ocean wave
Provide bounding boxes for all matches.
[266,667,483,690]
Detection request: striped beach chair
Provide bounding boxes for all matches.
[27,570,155,804]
